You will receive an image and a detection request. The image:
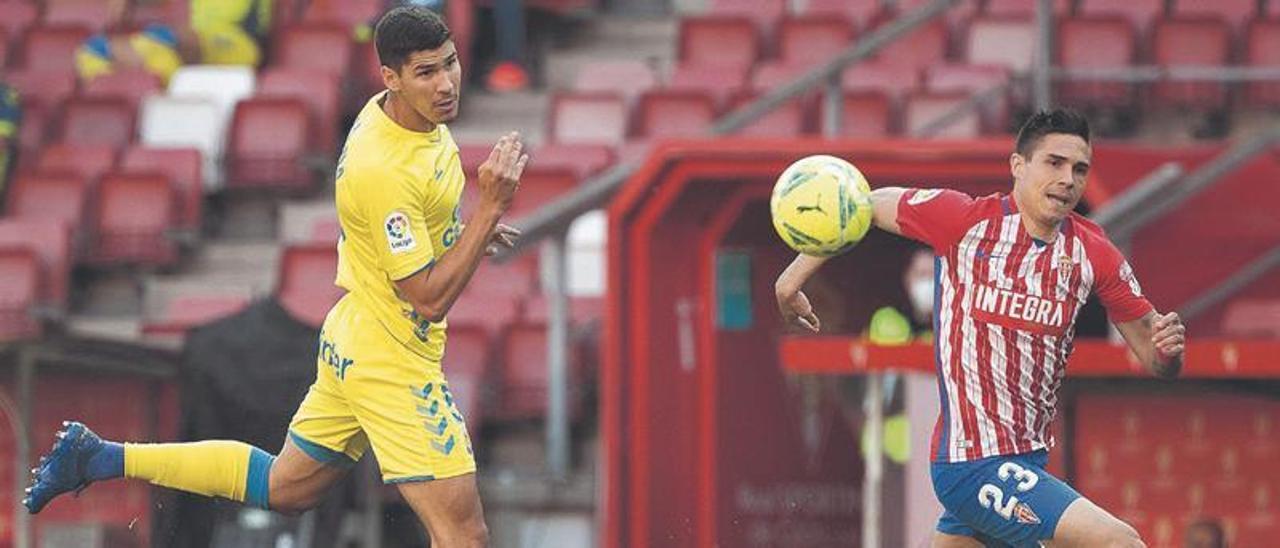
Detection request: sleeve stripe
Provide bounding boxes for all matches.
[391,258,435,282]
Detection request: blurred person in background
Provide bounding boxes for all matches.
[1184,519,1227,548]
[0,82,19,207]
[75,24,185,84]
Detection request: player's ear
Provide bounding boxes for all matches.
[381,64,401,93]
[1009,152,1025,181]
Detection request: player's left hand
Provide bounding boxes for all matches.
[1151,311,1185,359]
[485,223,521,256]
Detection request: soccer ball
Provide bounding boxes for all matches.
[770,154,873,257]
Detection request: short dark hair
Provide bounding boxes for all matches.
[375,6,452,71]
[1014,108,1090,158]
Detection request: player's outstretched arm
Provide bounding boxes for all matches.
[1114,311,1185,378]
[773,186,914,332]
[867,186,909,236]
[396,132,529,322]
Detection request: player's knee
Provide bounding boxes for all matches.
[434,520,488,548]
[1103,522,1145,548]
[269,491,322,516]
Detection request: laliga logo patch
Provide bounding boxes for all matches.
[1014,502,1041,525]
[385,211,416,254]
[908,189,942,205]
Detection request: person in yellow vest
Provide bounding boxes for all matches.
[75,25,185,85]
[190,0,271,67]
[863,247,936,465]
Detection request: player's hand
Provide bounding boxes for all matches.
[476,132,530,215]
[1151,311,1185,359]
[777,288,821,333]
[484,223,521,256]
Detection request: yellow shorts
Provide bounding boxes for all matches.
[288,294,476,483]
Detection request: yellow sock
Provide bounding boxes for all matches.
[124,441,275,508]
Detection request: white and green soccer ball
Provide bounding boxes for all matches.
[770,154,874,257]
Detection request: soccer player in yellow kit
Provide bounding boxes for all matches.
[25,8,525,546]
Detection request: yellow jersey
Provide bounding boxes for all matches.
[333,92,465,363]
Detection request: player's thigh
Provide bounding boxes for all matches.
[933,532,987,548]
[268,438,350,513]
[1042,498,1143,548]
[396,473,487,538]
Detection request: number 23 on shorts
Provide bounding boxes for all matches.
[979,461,1040,520]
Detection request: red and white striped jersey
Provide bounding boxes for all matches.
[897,189,1153,463]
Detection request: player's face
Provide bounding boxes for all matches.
[1010,133,1090,227]
[384,40,462,126]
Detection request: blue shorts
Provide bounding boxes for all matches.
[931,450,1081,547]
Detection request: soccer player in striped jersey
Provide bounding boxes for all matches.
[775,109,1185,547]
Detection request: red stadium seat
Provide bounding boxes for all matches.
[1172,0,1257,30]
[1244,19,1280,106]
[965,16,1036,72]
[89,172,177,266]
[829,91,895,137]
[443,325,491,379]
[14,100,50,159]
[0,28,11,67]
[0,219,72,310]
[18,24,90,74]
[59,97,135,147]
[572,60,660,101]
[776,15,855,67]
[466,257,538,300]
[508,166,579,219]
[548,92,627,146]
[498,322,583,420]
[302,0,382,28]
[708,0,786,31]
[842,60,920,99]
[121,147,203,233]
[632,90,718,139]
[277,244,344,328]
[5,68,77,109]
[531,143,615,178]
[127,0,188,27]
[142,295,250,337]
[43,0,121,29]
[36,143,117,181]
[0,247,41,342]
[1221,299,1280,338]
[904,92,981,138]
[1078,0,1165,33]
[447,292,522,338]
[0,2,37,37]
[441,325,491,425]
[798,0,882,27]
[678,16,760,71]
[1151,16,1232,109]
[727,90,810,137]
[874,20,948,70]
[925,64,1012,132]
[273,25,353,79]
[984,0,1070,17]
[666,63,750,105]
[225,98,312,191]
[83,70,163,108]
[5,172,88,226]
[1056,17,1139,107]
[258,68,342,154]
[521,295,607,327]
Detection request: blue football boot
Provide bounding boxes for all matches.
[24,421,103,514]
